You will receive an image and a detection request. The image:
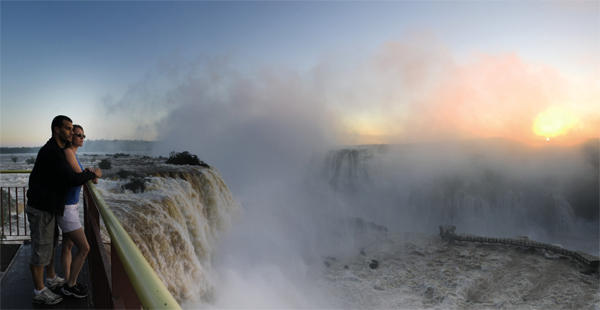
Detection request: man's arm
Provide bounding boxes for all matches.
[86,168,102,184]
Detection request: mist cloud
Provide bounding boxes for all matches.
[154,63,339,192]
[321,37,597,144]
[97,36,600,156]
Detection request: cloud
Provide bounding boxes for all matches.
[153,60,339,191]
[104,35,597,152]
[333,38,597,144]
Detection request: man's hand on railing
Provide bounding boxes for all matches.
[86,167,102,184]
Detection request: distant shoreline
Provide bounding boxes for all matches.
[0,147,40,154]
[1,139,155,154]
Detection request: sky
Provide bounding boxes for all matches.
[1,1,598,147]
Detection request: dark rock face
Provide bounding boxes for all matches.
[369,259,379,269]
[98,159,112,169]
[122,177,147,193]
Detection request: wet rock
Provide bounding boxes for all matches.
[369,259,379,269]
[424,286,434,299]
[122,177,147,193]
[324,256,337,268]
[98,159,112,169]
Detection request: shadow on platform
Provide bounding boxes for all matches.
[1,242,92,309]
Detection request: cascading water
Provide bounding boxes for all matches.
[324,147,373,192]
[96,163,239,303]
[318,141,599,256]
[307,142,599,309]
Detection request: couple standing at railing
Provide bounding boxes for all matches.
[25,115,103,305]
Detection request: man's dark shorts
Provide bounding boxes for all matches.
[26,205,58,266]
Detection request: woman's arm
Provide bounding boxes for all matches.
[64,148,83,173]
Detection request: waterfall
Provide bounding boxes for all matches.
[97,165,239,303]
[321,142,598,255]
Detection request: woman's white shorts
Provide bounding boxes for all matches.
[58,204,82,233]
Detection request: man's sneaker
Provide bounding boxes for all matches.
[45,276,65,290]
[61,282,88,298]
[32,287,63,305]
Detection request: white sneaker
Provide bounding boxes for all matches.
[32,287,63,305]
[45,276,65,290]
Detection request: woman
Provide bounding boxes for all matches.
[57,124,96,298]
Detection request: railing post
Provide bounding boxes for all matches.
[15,187,19,236]
[23,187,27,236]
[111,242,142,309]
[8,188,12,235]
[84,185,113,309]
[1,186,4,237]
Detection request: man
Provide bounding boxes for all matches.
[26,115,101,305]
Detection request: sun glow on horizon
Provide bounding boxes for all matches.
[533,106,580,141]
[341,113,396,145]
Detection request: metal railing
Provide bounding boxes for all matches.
[0,169,31,241]
[84,181,181,309]
[0,186,29,240]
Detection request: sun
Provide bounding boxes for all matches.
[342,112,392,144]
[533,106,579,140]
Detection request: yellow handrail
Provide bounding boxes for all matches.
[86,181,181,309]
[0,170,31,173]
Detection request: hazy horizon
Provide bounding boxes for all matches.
[2,2,598,147]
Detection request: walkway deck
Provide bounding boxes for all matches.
[1,242,92,309]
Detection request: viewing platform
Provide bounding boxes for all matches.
[1,172,181,309]
[1,242,92,309]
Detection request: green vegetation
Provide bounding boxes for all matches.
[165,151,209,167]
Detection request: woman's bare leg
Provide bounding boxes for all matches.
[63,228,90,287]
[61,237,74,281]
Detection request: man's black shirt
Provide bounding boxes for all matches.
[27,137,96,215]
